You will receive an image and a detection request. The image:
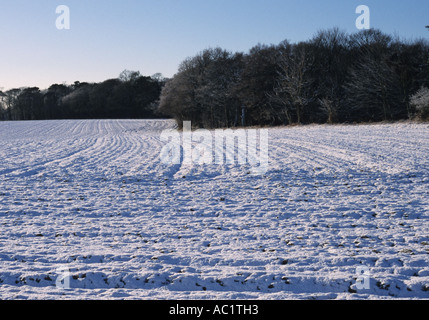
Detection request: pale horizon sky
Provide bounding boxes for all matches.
[0,0,428,90]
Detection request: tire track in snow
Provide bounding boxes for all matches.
[0,121,86,176]
[0,120,132,177]
[36,120,175,178]
[269,125,423,175]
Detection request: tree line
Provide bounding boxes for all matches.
[0,70,166,121]
[1,28,428,126]
[159,28,429,128]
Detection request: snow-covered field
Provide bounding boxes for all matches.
[0,119,428,300]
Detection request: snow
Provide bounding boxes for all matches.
[0,119,428,300]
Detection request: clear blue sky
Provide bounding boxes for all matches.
[0,0,428,90]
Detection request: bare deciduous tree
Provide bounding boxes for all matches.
[272,45,314,124]
[410,86,429,120]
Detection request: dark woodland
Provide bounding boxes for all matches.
[1,29,429,127]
